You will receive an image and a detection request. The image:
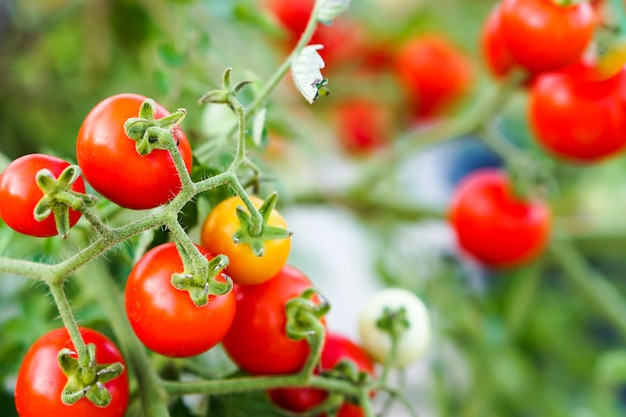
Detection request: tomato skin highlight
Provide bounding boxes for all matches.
[449,169,551,267]
[76,93,193,210]
[393,34,473,119]
[124,242,236,358]
[268,332,375,416]
[200,195,291,286]
[222,265,324,375]
[499,0,595,73]
[530,62,626,162]
[14,327,129,417]
[0,153,85,237]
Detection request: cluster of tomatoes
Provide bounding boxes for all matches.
[449,0,626,269]
[1,90,431,416]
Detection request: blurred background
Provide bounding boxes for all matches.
[3,0,626,416]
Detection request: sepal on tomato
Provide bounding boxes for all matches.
[124,98,187,156]
[171,253,233,307]
[34,165,97,238]
[232,192,293,257]
[57,344,125,408]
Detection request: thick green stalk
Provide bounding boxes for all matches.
[161,374,360,398]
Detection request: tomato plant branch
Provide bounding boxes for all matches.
[79,206,112,237]
[549,239,626,340]
[160,373,361,398]
[0,257,49,281]
[47,282,90,366]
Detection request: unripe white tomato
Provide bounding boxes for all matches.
[358,288,431,368]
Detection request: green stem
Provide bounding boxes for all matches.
[48,282,90,367]
[84,264,170,417]
[228,98,247,170]
[226,174,263,235]
[0,257,49,281]
[359,387,376,417]
[243,0,321,120]
[549,240,626,340]
[80,206,113,237]
[161,374,360,398]
[163,131,194,191]
[298,320,326,379]
[165,214,206,276]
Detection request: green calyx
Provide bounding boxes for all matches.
[171,253,232,307]
[124,98,187,156]
[58,344,125,407]
[285,288,330,341]
[376,306,410,340]
[34,165,97,238]
[232,192,293,257]
[198,67,253,111]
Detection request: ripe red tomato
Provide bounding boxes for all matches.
[393,34,473,120]
[15,327,129,417]
[333,98,393,155]
[200,195,291,285]
[76,93,193,210]
[222,265,324,375]
[449,169,551,267]
[0,153,85,237]
[499,0,596,73]
[124,242,236,358]
[269,332,375,416]
[480,3,515,79]
[529,61,626,162]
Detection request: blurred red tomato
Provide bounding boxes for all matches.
[449,169,551,267]
[499,0,596,73]
[393,34,473,120]
[530,61,626,162]
[333,98,394,155]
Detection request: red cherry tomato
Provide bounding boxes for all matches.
[125,242,236,358]
[393,34,473,120]
[269,332,375,416]
[76,93,193,210]
[480,3,516,79]
[530,62,626,162]
[449,169,551,267]
[499,0,596,73]
[222,265,325,375]
[0,153,85,237]
[15,327,129,417]
[333,98,393,155]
